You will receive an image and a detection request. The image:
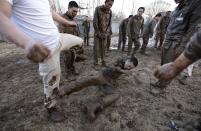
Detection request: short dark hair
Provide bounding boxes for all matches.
[155,13,162,17]
[138,7,145,12]
[128,15,133,18]
[68,1,79,8]
[105,0,114,3]
[130,56,138,67]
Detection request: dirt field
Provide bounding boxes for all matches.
[0,39,201,131]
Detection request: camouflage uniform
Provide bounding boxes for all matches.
[118,18,129,51]
[161,0,201,65]
[184,30,201,61]
[93,5,112,65]
[106,27,112,51]
[59,12,80,77]
[82,19,90,46]
[127,15,144,56]
[154,15,171,49]
[141,18,159,53]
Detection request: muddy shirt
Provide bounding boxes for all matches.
[119,18,129,35]
[82,20,90,35]
[59,12,80,36]
[184,30,201,61]
[128,15,144,37]
[155,15,170,35]
[93,5,112,36]
[143,18,158,36]
[164,0,201,46]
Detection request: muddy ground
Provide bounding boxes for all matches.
[0,38,201,131]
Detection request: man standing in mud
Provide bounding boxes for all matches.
[0,0,84,122]
[151,0,201,89]
[82,15,90,46]
[154,11,171,49]
[93,0,113,66]
[59,1,82,79]
[118,15,133,51]
[127,7,145,56]
[140,13,162,54]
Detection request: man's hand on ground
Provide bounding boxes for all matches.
[154,62,178,82]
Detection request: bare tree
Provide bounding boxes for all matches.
[130,0,137,15]
[112,11,126,21]
[145,0,171,17]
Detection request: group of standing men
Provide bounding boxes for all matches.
[1,0,201,127]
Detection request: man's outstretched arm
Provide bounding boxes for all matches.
[0,0,50,62]
[154,30,201,81]
[51,10,77,27]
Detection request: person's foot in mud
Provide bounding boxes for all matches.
[47,106,66,122]
[83,94,120,121]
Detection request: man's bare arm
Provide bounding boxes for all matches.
[0,1,50,62]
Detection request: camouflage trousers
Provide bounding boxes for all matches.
[93,36,107,65]
[118,33,127,51]
[155,33,165,48]
[140,33,149,52]
[61,49,76,76]
[106,35,111,51]
[161,41,180,65]
[84,32,90,46]
[127,35,141,56]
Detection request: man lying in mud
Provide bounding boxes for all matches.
[54,56,138,121]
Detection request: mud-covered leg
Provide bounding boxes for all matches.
[83,92,120,121]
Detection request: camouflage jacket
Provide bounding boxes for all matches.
[143,18,159,36]
[184,30,201,61]
[164,0,201,48]
[82,20,90,34]
[127,15,144,37]
[119,18,129,35]
[93,5,112,37]
[59,12,80,36]
[155,15,171,35]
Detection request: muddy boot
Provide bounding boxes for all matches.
[47,107,66,122]
[83,94,119,121]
